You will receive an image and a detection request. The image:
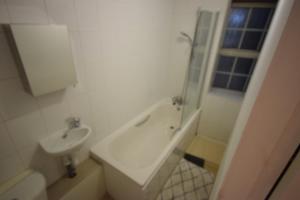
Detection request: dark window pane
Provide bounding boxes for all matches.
[234,58,255,75]
[244,78,250,91]
[213,73,229,89]
[258,32,267,51]
[241,31,263,50]
[223,30,242,48]
[265,9,275,29]
[228,8,249,28]
[229,75,247,91]
[217,56,235,72]
[248,8,272,29]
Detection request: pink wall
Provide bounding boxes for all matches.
[218,1,300,199]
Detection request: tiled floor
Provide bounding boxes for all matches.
[156,159,214,200]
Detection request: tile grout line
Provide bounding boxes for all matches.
[158,159,215,200]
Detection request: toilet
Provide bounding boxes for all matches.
[0,171,47,200]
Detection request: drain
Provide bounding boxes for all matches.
[170,126,174,130]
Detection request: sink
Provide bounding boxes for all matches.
[40,125,91,156]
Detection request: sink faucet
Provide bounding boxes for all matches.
[62,117,81,139]
[69,117,81,129]
[172,96,183,106]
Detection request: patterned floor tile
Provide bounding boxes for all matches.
[184,191,197,200]
[172,184,184,197]
[162,188,173,199]
[157,159,214,200]
[183,180,194,193]
[195,187,209,200]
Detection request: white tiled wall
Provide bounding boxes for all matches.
[0,0,174,185]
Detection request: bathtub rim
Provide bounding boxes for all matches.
[90,98,201,187]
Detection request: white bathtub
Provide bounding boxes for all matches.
[91,98,201,200]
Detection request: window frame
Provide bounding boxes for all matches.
[211,2,276,93]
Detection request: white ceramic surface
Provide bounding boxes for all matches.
[0,171,47,200]
[40,125,91,156]
[91,98,201,200]
[0,0,181,185]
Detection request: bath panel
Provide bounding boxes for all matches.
[91,98,201,200]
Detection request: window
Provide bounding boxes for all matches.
[212,3,276,92]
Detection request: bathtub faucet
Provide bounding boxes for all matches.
[172,96,183,106]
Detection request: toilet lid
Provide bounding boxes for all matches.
[0,172,46,200]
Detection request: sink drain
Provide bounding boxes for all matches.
[170,126,174,130]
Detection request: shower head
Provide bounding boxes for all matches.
[180,32,193,46]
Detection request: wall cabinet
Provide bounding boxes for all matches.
[9,24,77,96]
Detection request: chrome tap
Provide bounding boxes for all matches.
[69,117,81,129]
[62,117,81,139]
[172,96,183,106]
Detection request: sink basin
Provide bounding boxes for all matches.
[40,125,91,156]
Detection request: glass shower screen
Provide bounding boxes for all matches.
[181,10,218,125]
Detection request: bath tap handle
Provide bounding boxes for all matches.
[172,96,183,105]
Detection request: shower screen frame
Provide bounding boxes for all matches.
[180,10,219,126]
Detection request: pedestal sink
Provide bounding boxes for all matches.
[39,124,91,177]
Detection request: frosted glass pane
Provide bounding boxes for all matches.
[181,11,217,125]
